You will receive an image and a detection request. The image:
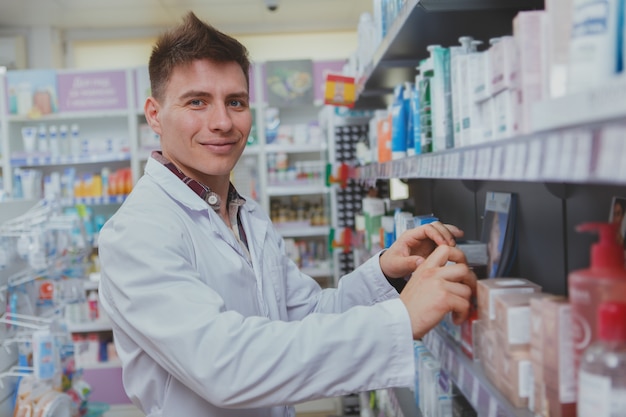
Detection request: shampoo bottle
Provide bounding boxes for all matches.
[568,222,626,379]
[418,58,434,154]
[577,301,626,416]
[390,83,407,160]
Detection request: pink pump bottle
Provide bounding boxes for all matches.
[568,222,626,378]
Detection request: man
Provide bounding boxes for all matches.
[98,11,476,417]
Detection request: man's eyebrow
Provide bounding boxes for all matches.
[179,90,210,100]
[178,90,249,101]
[226,91,249,100]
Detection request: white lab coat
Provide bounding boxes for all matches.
[98,157,415,417]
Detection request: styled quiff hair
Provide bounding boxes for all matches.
[148,11,250,100]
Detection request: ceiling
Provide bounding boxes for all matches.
[0,0,373,35]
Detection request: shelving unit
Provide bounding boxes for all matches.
[0,62,347,413]
[359,387,422,417]
[353,0,543,109]
[0,68,140,200]
[354,113,626,186]
[336,0,626,416]
[423,328,532,417]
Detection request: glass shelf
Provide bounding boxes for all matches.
[275,225,330,238]
[423,327,532,417]
[266,184,329,196]
[11,152,131,167]
[67,318,113,333]
[355,118,626,186]
[61,195,127,206]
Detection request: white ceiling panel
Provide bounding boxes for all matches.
[0,0,373,35]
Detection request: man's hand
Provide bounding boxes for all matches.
[399,245,477,340]
[379,221,464,279]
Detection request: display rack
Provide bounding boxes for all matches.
[359,387,422,417]
[354,87,626,186]
[353,0,542,109]
[342,0,626,415]
[423,328,532,417]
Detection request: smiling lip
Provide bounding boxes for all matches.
[201,142,238,154]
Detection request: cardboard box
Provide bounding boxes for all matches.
[498,350,532,408]
[479,324,501,391]
[494,292,546,351]
[530,294,560,350]
[545,386,577,417]
[477,278,542,326]
[541,297,577,415]
[460,310,479,360]
[532,381,548,417]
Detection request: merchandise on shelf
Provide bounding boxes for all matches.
[577,301,626,416]
[567,222,626,381]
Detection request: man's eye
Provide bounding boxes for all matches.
[229,100,243,107]
[190,99,203,106]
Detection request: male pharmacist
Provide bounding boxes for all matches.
[98,11,476,417]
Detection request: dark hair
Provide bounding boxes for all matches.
[148,11,250,100]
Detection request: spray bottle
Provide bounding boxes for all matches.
[568,222,626,380]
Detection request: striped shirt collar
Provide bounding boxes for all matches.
[151,151,250,254]
[151,150,245,211]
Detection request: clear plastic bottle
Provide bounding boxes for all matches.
[577,301,626,417]
[568,222,626,376]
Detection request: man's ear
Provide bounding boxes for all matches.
[144,97,162,136]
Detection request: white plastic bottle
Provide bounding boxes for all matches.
[88,290,99,321]
[577,301,626,417]
[48,125,59,158]
[70,123,81,157]
[37,124,49,154]
[59,124,69,156]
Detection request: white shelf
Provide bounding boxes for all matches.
[275,225,330,238]
[355,118,626,185]
[267,184,329,196]
[531,77,626,133]
[61,195,128,206]
[10,151,131,167]
[265,143,327,154]
[300,266,333,278]
[67,318,113,333]
[423,327,532,417]
[242,145,261,155]
[7,109,129,122]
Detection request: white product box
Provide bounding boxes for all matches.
[490,36,520,95]
[472,49,491,104]
[514,10,548,133]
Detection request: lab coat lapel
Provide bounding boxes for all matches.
[241,205,269,270]
[239,205,272,317]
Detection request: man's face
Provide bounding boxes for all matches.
[146,59,252,188]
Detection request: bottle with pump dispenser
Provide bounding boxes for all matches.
[568,222,626,379]
[577,301,626,416]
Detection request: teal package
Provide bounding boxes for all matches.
[403,82,414,155]
[390,83,407,158]
[411,81,421,155]
[419,59,433,154]
[429,46,453,151]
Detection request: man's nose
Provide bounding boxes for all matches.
[208,103,233,131]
